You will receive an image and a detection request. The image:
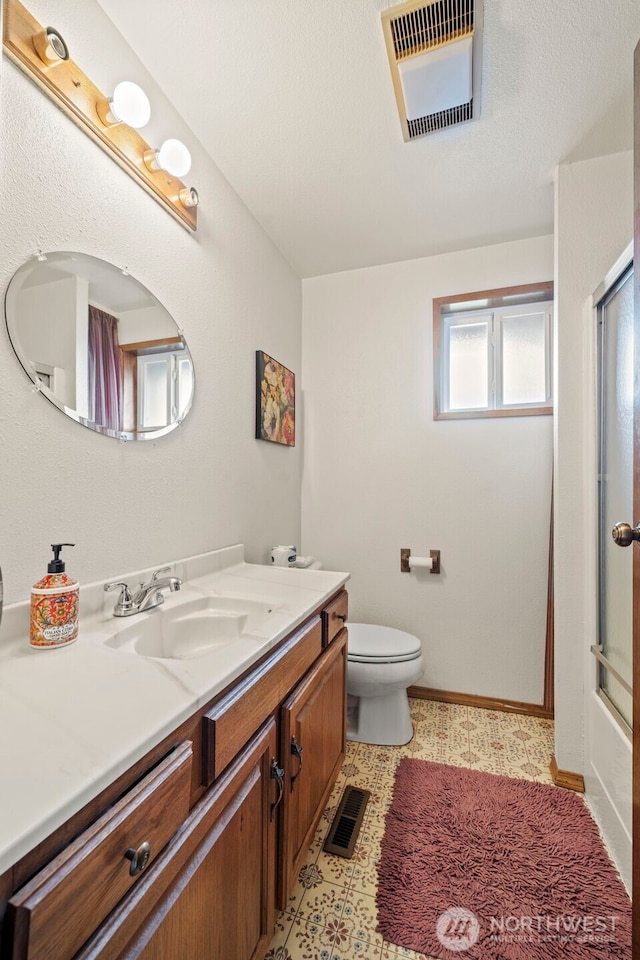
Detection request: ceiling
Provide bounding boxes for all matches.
[23,256,157,312]
[97,0,640,278]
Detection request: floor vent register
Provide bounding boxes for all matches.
[323,785,370,858]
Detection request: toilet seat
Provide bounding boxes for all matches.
[347,623,421,664]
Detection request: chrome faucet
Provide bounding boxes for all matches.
[105,566,182,617]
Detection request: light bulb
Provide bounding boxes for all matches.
[155,139,192,177]
[110,82,151,128]
[97,81,151,129]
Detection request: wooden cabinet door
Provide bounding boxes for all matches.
[79,720,279,960]
[279,630,347,907]
[4,743,193,960]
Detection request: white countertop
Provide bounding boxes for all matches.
[0,545,349,875]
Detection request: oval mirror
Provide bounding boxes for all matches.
[5,252,194,441]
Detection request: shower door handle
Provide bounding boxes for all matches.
[611,522,640,547]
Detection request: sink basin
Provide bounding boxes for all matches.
[105,594,278,660]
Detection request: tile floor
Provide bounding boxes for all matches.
[265,697,555,960]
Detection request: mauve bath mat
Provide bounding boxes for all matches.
[377,759,630,959]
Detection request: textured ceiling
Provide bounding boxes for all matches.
[97,0,640,278]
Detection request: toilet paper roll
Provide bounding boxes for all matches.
[408,556,434,570]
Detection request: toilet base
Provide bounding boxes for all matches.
[346,689,414,746]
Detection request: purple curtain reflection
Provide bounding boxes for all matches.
[88,305,122,432]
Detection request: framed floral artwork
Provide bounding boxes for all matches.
[255,351,295,446]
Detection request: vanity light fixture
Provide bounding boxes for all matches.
[179,187,199,209]
[3,0,198,231]
[32,25,68,65]
[144,139,192,178]
[96,81,151,130]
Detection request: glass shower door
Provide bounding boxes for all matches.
[597,265,634,731]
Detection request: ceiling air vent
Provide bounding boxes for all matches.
[381,0,480,142]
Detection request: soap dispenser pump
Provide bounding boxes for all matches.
[30,544,79,650]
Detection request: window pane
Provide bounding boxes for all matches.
[501,311,547,405]
[178,357,194,418]
[139,357,169,428]
[448,322,488,410]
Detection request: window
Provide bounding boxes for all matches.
[137,351,193,431]
[433,282,554,419]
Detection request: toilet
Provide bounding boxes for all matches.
[346,623,424,746]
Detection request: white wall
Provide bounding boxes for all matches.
[117,305,178,345]
[554,150,633,885]
[0,0,301,605]
[75,277,90,420]
[554,150,633,772]
[18,277,80,408]
[302,236,554,703]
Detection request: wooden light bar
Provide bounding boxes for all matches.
[3,0,198,232]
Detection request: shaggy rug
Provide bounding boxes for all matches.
[376,759,631,959]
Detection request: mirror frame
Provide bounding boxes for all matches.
[5,251,195,442]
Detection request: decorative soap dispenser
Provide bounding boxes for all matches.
[30,544,79,650]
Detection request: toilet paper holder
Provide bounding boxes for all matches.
[400,548,440,574]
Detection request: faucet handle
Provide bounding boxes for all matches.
[104,581,134,616]
[151,565,172,581]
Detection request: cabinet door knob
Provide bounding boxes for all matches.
[270,758,285,820]
[124,841,151,876]
[290,736,304,790]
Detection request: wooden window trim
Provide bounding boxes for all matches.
[119,336,183,356]
[433,281,554,421]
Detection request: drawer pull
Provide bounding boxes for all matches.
[270,758,285,820]
[124,840,151,876]
[336,613,347,622]
[290,736,304,790]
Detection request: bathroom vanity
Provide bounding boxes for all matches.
[0,546,349,960]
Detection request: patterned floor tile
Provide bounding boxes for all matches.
[270,910,297,949]
[391,945,433,960]
[297,879,349,925]
[309,818,330,854]
[525,738,556,761]
[328,936,383,959]
[284,915,346,959]
[391,944,436,960]
[340,771,381,794]
[350,858,379,896]
[468,730,528,764]
[375,768,398,791]
[341,887,383,946]
[315,849,356,887]
[358,819,384,848]
[285,873,315,917]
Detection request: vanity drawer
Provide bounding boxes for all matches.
[322,590,348,647]
[5,741,193,960]
[203,616,322,783]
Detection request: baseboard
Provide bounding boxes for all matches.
[407,686,554,720]
[549,755,585,793]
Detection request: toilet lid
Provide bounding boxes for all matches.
[347,623,422,663]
